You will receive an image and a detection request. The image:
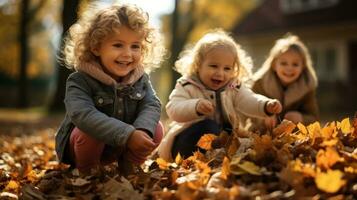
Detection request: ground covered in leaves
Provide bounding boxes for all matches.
[1,115,357,200]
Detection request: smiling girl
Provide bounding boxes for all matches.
[252,34,319,129]
[158,29,282,161]
[55,3,165,174]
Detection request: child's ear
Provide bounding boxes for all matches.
[271,60,277,71]
[91,46,100,56]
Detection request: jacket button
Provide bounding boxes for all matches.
[98,98,104,104]
[136,93,141,98]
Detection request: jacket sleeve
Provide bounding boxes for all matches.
[234,85,271,119]
[64,73,135,148]
[301,90,319,124]
[133,74,162,137]
[166,82,202,123]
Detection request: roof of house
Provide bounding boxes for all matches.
[233,0,357,35]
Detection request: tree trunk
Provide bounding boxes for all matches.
[49,0,79,112]
[169,0,196,90]
[18,0,29,108]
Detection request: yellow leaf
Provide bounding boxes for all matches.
[197,134,217,150]
[175,153,182,165]
[230,161,261,175]
[321,138,338,147]
[297,123,308,135]
[307,122,321,142]
[5,180,19,191]
[316,147,341,169]
[340,118,351,134]
[220,157,230,180]
[156,158,169,170]
[315,170,346,193]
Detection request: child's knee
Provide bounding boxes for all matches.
[154,121,164,144]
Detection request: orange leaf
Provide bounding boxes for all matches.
[220,157,230,180]
[316,147,342,169]
[227,138,240,157]
[5,180,19,192]
[273,119,296,136]
[315,170,346,193]
[156,158,169,170]
[197,134,217,150]
[297,123,307,135]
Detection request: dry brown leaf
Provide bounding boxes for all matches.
[273,119,296,137]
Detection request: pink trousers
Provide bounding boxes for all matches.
[69,122,164,172]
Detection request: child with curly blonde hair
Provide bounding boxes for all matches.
[252,34,319,130]
[158,29,282,161]
[55,3,165,173]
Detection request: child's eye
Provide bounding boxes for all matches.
[209,64,218,68]
[292,63,300,67]
[280,61,287,66]
[131,44,141,49]
[224,67,232,71]
[113,43,123,48]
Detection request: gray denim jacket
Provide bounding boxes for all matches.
[55,71,161,164]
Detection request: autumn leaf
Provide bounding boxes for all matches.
[156,158,169,170]
[339,118,352,135]
[227,138,240,157]
[220,157,230,180]
[316,147,342,169]
[230,161,261,175]
[197,134,217,150]
[321,122,337,139]
[175,153,182,165]
[297,123,308,135]
[273,119,296,137]
[5,180,19,192]
[315,170,346,193]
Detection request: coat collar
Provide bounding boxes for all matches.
[260,69,317,107]
[76,61,144,86]
[181,75,241,92]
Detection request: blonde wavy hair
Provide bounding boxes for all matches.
[62,3,165,72]
[253,33,317,83]
[175,29,253,82]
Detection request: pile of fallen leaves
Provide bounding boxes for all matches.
[1,116,357,199]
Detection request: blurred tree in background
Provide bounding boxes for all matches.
[0,0,59,108]
[0,0,257,111]
[49,0,80,111]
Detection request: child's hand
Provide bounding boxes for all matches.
[284,111,303,124]
[264,115,277,130]
[196,99,215,116]
[127,130,156,159]
[265,99,282,115]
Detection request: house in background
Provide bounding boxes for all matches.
[233,0,357,121]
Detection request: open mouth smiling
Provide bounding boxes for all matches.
[115,61,131,67]
[211,79,223,85]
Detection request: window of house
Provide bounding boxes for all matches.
[280,0,339,14]
[310,44,346,82]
